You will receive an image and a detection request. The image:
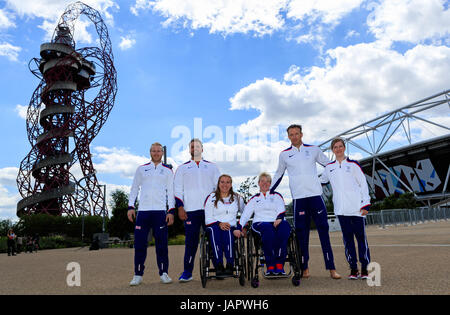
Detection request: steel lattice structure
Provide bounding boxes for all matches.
[16,2,117,217]
[319,89,450,202]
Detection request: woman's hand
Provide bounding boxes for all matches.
[273,219,282,228]
[219,222,231,231]
[233,230,242,238]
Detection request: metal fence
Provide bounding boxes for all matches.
[365,207,450,228]
[286,206,450,231]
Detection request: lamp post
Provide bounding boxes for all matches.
[75,171,96,244]
[98,184,107,233]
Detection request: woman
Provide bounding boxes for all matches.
[320,138,371,280]
[204,174,244,277]
[237,172,290,276]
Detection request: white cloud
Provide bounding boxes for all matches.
[131,0,363,38]
[287,0,363,25]
[119,34,136,50]
[14,104,27,120]
[229,43,450,143]
[4,0,119,44]
[0,41,21,61]
[92,146,148,179]
[0,167,20,220]
[0,8,15,29]
[367,0,450,44]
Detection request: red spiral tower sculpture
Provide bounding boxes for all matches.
[16,2,117,217]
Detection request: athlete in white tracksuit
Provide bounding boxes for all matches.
[174,139,221,282]
[204,175,244,276]
[270,124,341,279]
[239,173,291,275]
[320,138,371,279]
[127,143,175,286]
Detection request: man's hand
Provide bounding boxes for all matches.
[166,214,174,226]
[242,227,248,238]
[360,209,369,216]
[273,219,282,228]
[127,209,136,222]
[178,206,188,221]
[219,222,231,231]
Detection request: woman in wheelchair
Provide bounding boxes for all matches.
[238,172,291,276]
[204,174,245,278]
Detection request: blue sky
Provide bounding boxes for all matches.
[1,0,449,220]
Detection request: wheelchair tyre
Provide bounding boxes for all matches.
[292,275,301,287]
[251,277,259,288]
[246,232,255,282]
[199,233,208,288]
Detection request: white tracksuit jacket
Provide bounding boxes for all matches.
[320,157,371,217]
[174,159,221,212]
[204,193,245,227]
[238,192,286,228]
[271,144,330,199]
[128,161,175,212]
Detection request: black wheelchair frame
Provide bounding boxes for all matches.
[246,225,302,288]
[199,229,246,288]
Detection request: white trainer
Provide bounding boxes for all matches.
[129,275,143,286]
[160,273,172,284]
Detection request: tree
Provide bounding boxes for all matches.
[107,189,135,239]
[237,176,258,203]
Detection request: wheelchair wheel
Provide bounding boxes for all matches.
[287,230,302,286]
[199,233,208,288]
[246,232,255,282]
[237,237,246,286]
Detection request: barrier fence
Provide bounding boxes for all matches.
[285,206,450,230]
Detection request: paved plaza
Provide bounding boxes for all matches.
[1,221,449,295]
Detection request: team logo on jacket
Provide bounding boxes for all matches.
[299,211,305,215]
[186,221,192,225]
[135,226,141,230]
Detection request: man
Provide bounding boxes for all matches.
[270,124,341,279]
[174,138,221,282]
[320,138,371,280]
[127,142,175,286]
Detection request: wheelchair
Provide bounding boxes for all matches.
[246,224,302,288]
[199,229,246,288]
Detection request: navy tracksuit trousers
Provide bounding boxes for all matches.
[183,209,205,274]
[134,210,169,276]
[206,222,236,267]
[294,196,336,270]
[252,220,291,268]
[337,215,371,270]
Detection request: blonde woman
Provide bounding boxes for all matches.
[320,138,371,280]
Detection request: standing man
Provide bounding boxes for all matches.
[320,138,371,280]
[128,142,175,286]
[174,138,221,282]
[270,124,341,279]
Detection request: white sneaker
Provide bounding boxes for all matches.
[129,275,143,286]
[160,273,172,284]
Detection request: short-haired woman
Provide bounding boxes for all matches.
[320,138,371,280]
[204,174,244,277]
[238,173,291,276]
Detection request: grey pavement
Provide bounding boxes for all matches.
[1,221,449,295]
